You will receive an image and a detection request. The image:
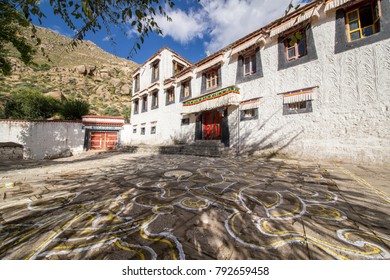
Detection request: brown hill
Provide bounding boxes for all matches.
[0,26,138,119]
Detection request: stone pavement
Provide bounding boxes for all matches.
[0,152,389,260]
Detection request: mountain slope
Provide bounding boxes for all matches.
[0,26,138,119]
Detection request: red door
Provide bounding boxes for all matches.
[90,131,118,150]
[203,110,222,140]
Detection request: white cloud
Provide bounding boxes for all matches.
[154,0,308,55]
[154,7,208,44]
[200,0,305,54]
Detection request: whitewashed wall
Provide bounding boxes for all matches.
[130,49,194,145]
[0,120,84,159]
[227,11,390,164]
[126,6,390,164]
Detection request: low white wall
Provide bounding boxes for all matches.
[0,120,84,159]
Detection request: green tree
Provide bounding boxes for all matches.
[0,0,36,75]
[60,99,90,120]
[1,0,175,75]
[4,88,60,120]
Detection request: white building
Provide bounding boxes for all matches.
[128,0,390,164]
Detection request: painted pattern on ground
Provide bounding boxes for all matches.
[0,154,389,259]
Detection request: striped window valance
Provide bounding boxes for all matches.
[240,98,262,110]
[280,87,317,104]
[231,36,266,56]
[324,0,352,12]
[182,86,241,114]
[270,4,322,38]
[196,55,224,73]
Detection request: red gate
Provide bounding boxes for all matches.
[203,110,222,140]
[90,131,118,150]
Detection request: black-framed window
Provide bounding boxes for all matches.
[284,29,307,61]
[151,126,156,134]
[141,127,146,135]
[240,108,258,121]
[283,100,313,115]
[141,95,147,113]
[201,66,222,94]
[335,0,389,54]
[133,99,139,115]
[134,74,140,92]
[180,79,191,101]
[236,47,263,84]
[181,118,190,125]
[151,91,159,110]
[173,61,185,75]
[278,24,317,70]
[166,87,175,105]
[151,60,160,82]
[244,52,256,75]
[345,2,380,42]
[133,128,137,134]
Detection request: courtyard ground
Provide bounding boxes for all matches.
[0,152,389,260]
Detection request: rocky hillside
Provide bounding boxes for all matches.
[0,26,138,119]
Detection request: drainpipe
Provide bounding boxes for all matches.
[236,106,240,155]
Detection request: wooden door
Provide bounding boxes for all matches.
[203,110,222,140]
[90,131,118,150]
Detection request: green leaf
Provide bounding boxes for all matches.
[295,31,302,40]
[136,9,143,19]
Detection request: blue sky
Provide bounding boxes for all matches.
[34,0,312,65]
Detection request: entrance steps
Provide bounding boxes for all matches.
[121,141,233,157]
[161,140,231,157]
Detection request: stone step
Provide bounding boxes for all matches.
[121,143,234,157]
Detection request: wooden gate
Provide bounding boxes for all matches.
[90,131,118,150]
[203,110,222,140]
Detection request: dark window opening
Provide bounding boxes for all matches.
[133,100,139,114]
[151,91,159,109]
[181,118,190,125]
[141,95,147,113]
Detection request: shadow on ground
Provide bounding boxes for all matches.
[1,154,389,260]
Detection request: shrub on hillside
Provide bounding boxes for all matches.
[4,88,60,120]
[60,99,90,120]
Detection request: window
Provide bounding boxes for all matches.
[133,128,137,134]
[283,100,313,115]
[243,52,256,76]
[173,61,185,75]
[141,95,148,112]
[151,126,156,134]
[141,127,145,135]
[205,69,218,90]
[288,101,306,111]
[346,1,380,42]
[240,108,258,121]
[202,66,222,93]
[134,74,140,92]
[151,60,159,82]
[181,79,191,101]
[151,91,158,109]
[133,99,139,114]
[236,47,263,84]
[181,118,190,125]
[166,87,175,105]
[284,29,307,61]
